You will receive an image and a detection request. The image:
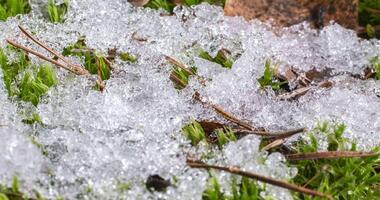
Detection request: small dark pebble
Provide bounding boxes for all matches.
[146,174,171,192]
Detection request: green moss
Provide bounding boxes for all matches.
[199,49,234,69]
[291,122,380,200]
[0,0,31,21]
[62,37,111,81]
[182,120,206,146]
[370,56,380,80]
[257,59,287,91]
[145,0,175,13]
[0,48,57,106]
[119,52,137,63]
[47,0,69,23]
[216,128,236,148]
[202,175,268,200]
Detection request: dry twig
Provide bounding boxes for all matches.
[186,159,332,199]
[235,127,306,139]
[7,26,88,75]
[286,151,377,161]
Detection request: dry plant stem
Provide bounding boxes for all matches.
[236,128,306,139]
[18,26,81,69]
[286,151,377,161]
[96,58,105,92]
[186,159,332,199]
[262,139,284,151]
[194,93,254,130]
[170,73,187,88]
[165,55,195,76]
[278,86,311,100]
[70,48,114,70]
[6,39,79,74]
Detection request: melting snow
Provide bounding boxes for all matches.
[0,0,379,199]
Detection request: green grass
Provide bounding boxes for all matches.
[145,0,175,13]
[0,0,31,21]
[370,56,380,80]
[62,37,111,81]
[199,49,234,69]
[0,176,46,200]
[257,59,287,91]
[216,127,237,148]
[47,0,69,23]
[203,175,270,200]
[290,122,380,200]
[0,47,57,106]
[182,120,206,146]
[171,65,196,89]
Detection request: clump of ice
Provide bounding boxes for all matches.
[0,0,379,199]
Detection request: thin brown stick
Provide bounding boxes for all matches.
[278,87,311,100]
[165,55,195,76]
[96,57,105,92]
[262,139,284,151]
[70,48,114,70]
[170,73,187,88]
[18,25,80,69]
[186,159,332,199]
[286,151,377,161]
[6,39,88,75]
[193,92,254,130]
[235,127,306,139]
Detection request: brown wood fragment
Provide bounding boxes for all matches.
[235,128,306,139]
[224,0,358,30]
[278,86,311,100]
[187,158,332,199]
[286,151,377,161]
[128,0,149,7]
[132,32,148,42]
[197,121,225,135]
[165,55,195,76]
[262,139,285,151]
[193,92,254,131]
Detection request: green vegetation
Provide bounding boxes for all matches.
[370,56,380,80]
[216,128,236,148]
[171,64,196,89]
[257,59,287,91]
[145,0,175,13]
[145,0,226,13]
[116,182,131,193]
[22,113,42,125]
[181,121,237,147]
[359,0,380,38]
[119,52,137,63]
[0,47,57,106]
[0,0,31,21]
[182,120,206,146]
[290,122,380,199]
[199,49,233,69]
[47,0,69,23]
[62,37,111,81]
[0,176,47,200]
[359,0,380,26]
[203,175,269,200]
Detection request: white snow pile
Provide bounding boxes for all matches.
[0,0,379,199]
